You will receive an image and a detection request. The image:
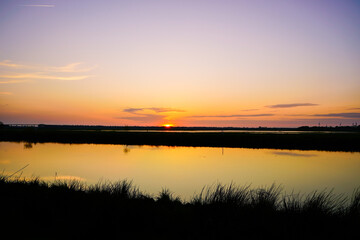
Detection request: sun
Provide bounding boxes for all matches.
[162,123,174,128]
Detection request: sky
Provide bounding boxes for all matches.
[0,0,359,127]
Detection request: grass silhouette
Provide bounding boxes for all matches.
[1,174,359,239]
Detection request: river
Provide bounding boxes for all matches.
[1,141,359,200]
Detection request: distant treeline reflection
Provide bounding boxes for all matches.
[1,125,360,151]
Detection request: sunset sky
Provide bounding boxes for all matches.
[1,0,359,127]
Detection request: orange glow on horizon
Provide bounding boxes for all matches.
[162,123,174,128]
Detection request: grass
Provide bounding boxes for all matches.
[1,175,359,239]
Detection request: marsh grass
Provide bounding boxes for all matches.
[87,179,143,199]
[157,188,182,204]
[349,187,360,215]
[192,182,251,208]
[250,184,282,211]
[303,189,347,215]
[0,174,359,239]
[1,174,358,213]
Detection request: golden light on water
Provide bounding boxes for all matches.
[1,142,359,199]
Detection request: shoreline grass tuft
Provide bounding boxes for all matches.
[1,174,359,239]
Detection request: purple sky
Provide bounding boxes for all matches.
[1,0,360,126]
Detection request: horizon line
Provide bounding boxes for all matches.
[2,123,359,128]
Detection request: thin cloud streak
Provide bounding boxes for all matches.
[241,109,259,112]
[0,74,90,81]
[116,115,164,123]
[0,92,12,95]
[313,112,360,119]
[287,112,360,119]
[148,107,185,113]
[266,103,318,108]
[119,107,184,123]
[0,60,24,68]
[49,62,96,73]
[0,60,95,81]
[123,107,185,114]
[191,114,274,118]
[123,108,143,113]
[0,80,30,84]
[0,60,95,73]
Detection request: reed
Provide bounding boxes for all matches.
[0,174,359,239]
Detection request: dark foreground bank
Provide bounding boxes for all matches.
[1,127,360,151]
[1,176,359,239]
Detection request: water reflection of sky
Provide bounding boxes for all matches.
[271,151,317,157]
[0,142,359,200]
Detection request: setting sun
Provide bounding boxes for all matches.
[163,124,174,128]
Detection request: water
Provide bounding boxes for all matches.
[1,141,359,200]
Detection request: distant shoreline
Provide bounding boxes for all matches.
[1,126,360,152]
[3,124,360,132]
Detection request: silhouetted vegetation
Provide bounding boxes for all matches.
[3,123,360,131]
[1,125,360,151]
[0,175,359,239]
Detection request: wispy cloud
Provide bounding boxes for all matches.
[49,62,96,73]
[0,92,12,95]
[0,60,95,81]
[123,108,144,113]
[271,151,317,157]
[286,112,360,119]
[312,112,360,119]
[150,107,185,113]
[0,80,30,84]
[19,5,55,8]
[0,60,95,72]
[117,115,164,123]
[266,103,318,108]
[191,114,274,118]
[123,107,185,114]
[0,60,24,68]
[118,107,185,123]
[0,73,90,81]
[241,109,259,112]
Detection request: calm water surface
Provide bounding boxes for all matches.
[1,142,359,200]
